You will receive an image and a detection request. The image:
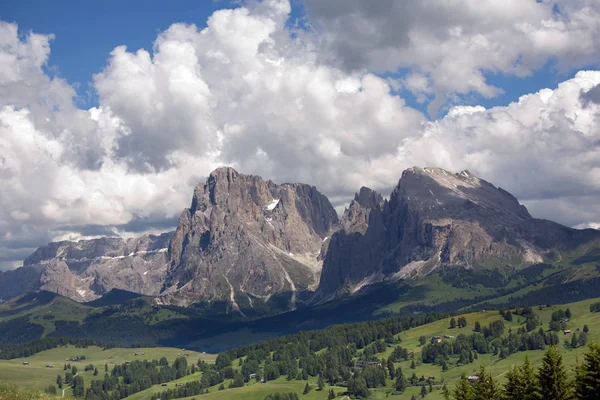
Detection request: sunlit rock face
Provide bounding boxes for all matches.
[317,167,600,300]
[161,167,339,310]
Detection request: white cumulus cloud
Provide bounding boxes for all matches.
[304,0,600,114]
[1,0,600,269]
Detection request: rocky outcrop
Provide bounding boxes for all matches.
[0,168,338,311]
[0,233,172,302]
[4,166,599,312]
[316,167,600,300]
[161,167,338,310]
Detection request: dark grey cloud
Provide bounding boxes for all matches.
[0,216,180,271]
[581,83,600,106]
[303,0,600,114]
[117,216,179,233]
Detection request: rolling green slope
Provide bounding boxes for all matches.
[2,297,599,400]
[0,345,215,397]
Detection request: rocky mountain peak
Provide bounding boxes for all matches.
[316,166,596,299]
[163,167,339,309]
[396,166,531,222]
[6,166,599,315]
[354,187,384,209]
[339,187,384,234]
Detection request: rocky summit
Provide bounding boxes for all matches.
[316,167,600,300]
[1,166,599,316]
[0,167,339,315]
[161,167,338,310]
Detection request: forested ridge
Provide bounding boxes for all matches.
[30,301,600,399]
[0,337,154,359]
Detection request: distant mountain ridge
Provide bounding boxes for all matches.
[317,166,600,300]
[0,167,339,314]
[1,166,599,317]
[0,233,172,302]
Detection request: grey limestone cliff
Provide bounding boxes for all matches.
[0,233,172,302]
[317,166,600,299]
[161,167,339,310]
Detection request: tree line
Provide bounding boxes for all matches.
[0,336,157,360]
[449,344,600,400]
[83,356,194,400]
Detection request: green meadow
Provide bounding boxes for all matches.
[2,297,600,399]
[0,346,215,399]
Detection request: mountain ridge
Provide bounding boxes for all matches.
[1,166,599,317]
[316,166,600,300]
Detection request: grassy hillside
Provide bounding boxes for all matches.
[204,297,600,400]
[367,297,600,398]
[0,382,56,400]
[2,297,599,400]
[0,345,215,398]
[124,375,347,400]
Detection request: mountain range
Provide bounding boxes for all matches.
[1,166,599,320]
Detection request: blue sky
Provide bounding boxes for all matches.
[0,0,582,116]
[1,0,600,269]
[1,0,236,108]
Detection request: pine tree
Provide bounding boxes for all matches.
[395,368,407,393]
[104,363,108,372]
[303,382,311,395]
[450,318,457,329]
[571,332,579,348]
[387,359,395,379]
[504,357,541,400]
[442,360,449,371]
[579,332,588,347]
[317,375,325,391]
[229,371,245,388]
[473,366,501,400]
[72,375,84,397]
[93,367,98,376]
[574,343,600,400]
[453,378,475,400]
[56,375,63,389]
[328,388,335,399]
[583,324,589,333]
[537,346,570,400]
[411,360,416,369]
[474,321,481,332]
[347,376,369,398]
[421,384,427,398]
